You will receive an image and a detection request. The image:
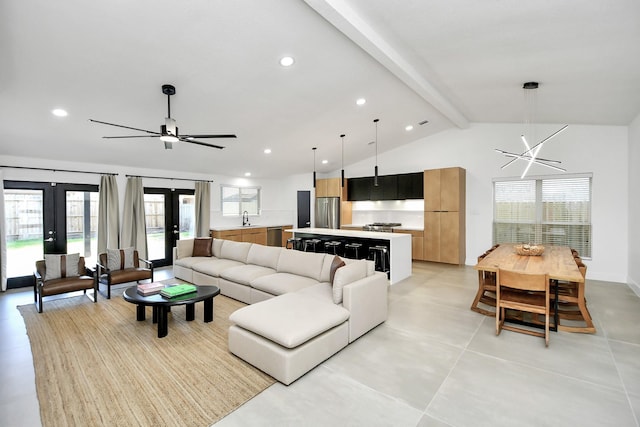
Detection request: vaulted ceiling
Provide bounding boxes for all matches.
[2,0,639,178]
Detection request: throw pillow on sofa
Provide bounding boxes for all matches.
[107,247,134,271]
[329,255,346,284]
[44,253,80,281]
[192,237,213,257]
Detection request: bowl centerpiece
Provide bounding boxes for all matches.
[514,243,545,256]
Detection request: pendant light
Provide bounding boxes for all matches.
[495,82,567,178]
[373,119,379,186]
[312,147,317,188]
[340,134,345,187]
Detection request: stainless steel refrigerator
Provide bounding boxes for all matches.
[315,197,340,229]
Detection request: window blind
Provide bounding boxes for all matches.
[492,174,592,257]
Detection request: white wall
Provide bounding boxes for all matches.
[345,123,629,283]
[628,114,640,294]
[2,120,631,283]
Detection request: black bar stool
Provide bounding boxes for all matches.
[368,245,389,273]
[286,237,302,250]
[303,238,322,252]
[324,241,343,256]
[344,242,363,259]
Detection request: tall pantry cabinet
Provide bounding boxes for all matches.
[423,167,466,264]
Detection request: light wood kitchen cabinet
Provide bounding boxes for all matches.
[394,229,425,261]
[211,229,243,242]
[423,167,465,265]
[315,178,341,197]
[241,227,267,245]
[211,227,267,245]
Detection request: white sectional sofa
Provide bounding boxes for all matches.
[173,237,389,385]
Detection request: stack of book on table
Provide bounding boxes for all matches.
[137,282,165,296]
[160,284,197,298]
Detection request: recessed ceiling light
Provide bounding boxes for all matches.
[405,125,414,131]
[264,148,272,154]
[244,172,251,177]
[52,108,68,117]
[322,160,328,164]
[280,56,294,67]
[356,98,366,106]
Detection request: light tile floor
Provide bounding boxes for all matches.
[2,263,639,426]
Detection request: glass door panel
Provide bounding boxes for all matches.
[4,181,98,289]
[143,188,195,267]
[4,189,44,279]
[65,190,99,267]
[178,194,195,240]
[144,193,166,262]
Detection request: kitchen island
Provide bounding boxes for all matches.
[286,228,411,285]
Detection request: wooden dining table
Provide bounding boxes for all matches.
[475,244,584,284]
[474,244,593,333]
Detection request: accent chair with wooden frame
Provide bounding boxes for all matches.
[496,268,551,347]
[97,248,153,299]
[34,254,97,313]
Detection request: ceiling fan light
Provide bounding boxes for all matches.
[160,135,179,143]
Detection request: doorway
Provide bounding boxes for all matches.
[297,190,310,228]
[4,181,99,289]
[144,188,195,267]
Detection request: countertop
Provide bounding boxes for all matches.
[340,224,424,232]
[210,224,292,231]
[286,227,412,241]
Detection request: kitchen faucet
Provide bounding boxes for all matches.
[242,210,249,227]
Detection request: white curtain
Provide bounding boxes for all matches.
[121,177,148,259]
[0,171,7,291]
[97,175,120,253]
[195,181,211,238]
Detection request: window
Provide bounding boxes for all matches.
[221,185,261,216]
[493,174,592,257]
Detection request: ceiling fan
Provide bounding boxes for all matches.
[90,84,236,150]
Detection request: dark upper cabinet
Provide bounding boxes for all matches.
[348,176,373,201]
[371,175,397,200]
[397,172,424,199]
[347,172,423,201]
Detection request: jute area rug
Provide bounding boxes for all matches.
[18,282,275,427]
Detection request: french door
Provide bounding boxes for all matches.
[4,181,99,289]
[144,188,195,267]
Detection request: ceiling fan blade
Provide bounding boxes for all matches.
[179,137,225,149]
[103,135,160,139]
[89,119,159,135]
[182,134,237,139]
